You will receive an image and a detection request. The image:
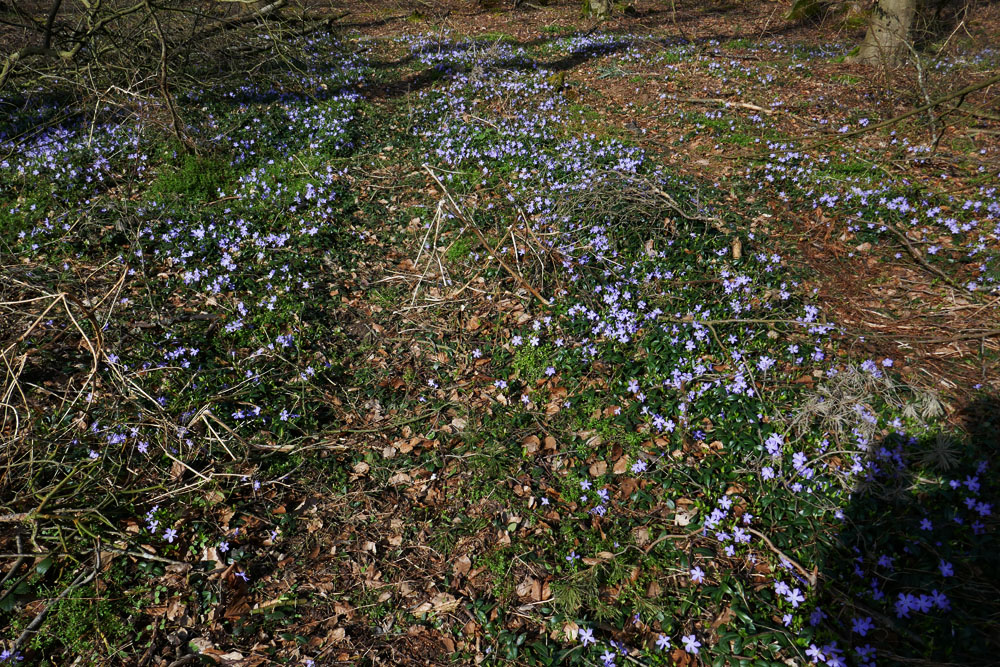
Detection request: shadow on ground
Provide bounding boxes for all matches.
[815,394,1000,665]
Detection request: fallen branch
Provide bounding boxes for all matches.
[882,222,964,290]
[741,71,1000,159]
[950,102,1000,123]
[642,528,702,553]
[622,175,729,233]
[423,164,551,306]
[14,550,101,650]
[0,537,29,606]
[747,527,818,587]
[195,0,288,40]
[103,545,188,567]
[673,95,776,115]
[905,329,1000,344]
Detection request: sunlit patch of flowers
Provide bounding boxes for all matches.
[1,26,995,666]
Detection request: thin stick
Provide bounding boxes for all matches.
[673,96,775,115]
[905,329,1000,344]
[740,71,1000,159]
[747,527,817,587]
[616,174,728,232]
[642,528,702,553]
[14,550,100,650]
[0,537,26,589]
[423,165,550,306]
[103,545,188,567]
[881,222,963,290]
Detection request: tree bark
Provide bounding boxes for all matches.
[854,0,917,65]
[587,0,609,18]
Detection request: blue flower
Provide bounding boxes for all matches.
[851,616,873,636]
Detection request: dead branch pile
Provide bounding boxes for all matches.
[0,0,347,145]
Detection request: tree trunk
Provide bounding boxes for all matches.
[854,0,917,65]
[587,0,609,18]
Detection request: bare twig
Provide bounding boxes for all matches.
[742,71,1000,158]
[673,96,776,115]
[881,222,964,290]
[13,549,101,650]
[0,536,27,590]
[143,0,188,147]
[423,164,551,306]
[746,527,818,587]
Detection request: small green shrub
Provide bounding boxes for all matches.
[148,153,234,201]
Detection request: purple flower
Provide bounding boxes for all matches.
[765,433,784,457]
[656,634,670,650]
[785,587,805,607]
[805,644,825,662]
[163,528,178,543]
[681,634,701,654]
[690,566,705,583]
[792,451,808,469]
[852,616,873,636]
[895,593,914,618]
[930,589,950,610]
[578,627,595,646]
[855,644,875,660]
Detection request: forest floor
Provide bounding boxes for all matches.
[1,1,999,666]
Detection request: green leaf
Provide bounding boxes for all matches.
[731,604,755,627]
[35,557,53,576]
